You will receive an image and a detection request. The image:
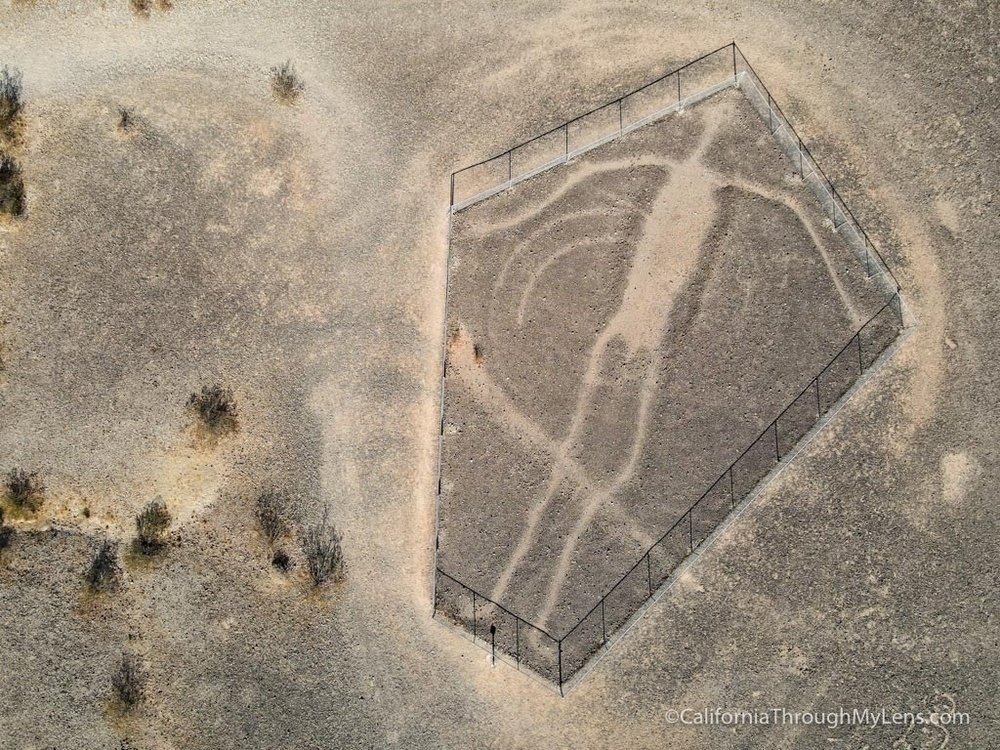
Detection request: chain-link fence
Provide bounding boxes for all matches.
[450,43,740,211]
[435,42,907,693]
[434,293,903,694]
[732,46,900,292]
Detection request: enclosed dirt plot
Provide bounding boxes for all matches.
[435,85,900,684]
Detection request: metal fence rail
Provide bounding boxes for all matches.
[450,43,739,211]
[435,41,907,693]
[555,293,904,687]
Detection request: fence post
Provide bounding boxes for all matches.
[433,569,439,616]
[865,241,872,277]
[856,332,864,374]
[731,42,737,78]
[814,377,821,416]
[450,173,455,207]
[515,617,520,668]
[677,71,681,102]
[601,599,607,644]
[894,293,904,328]
[618,99,624,135]
[773,419,780,461]
[798,137,803,176]
[558,640,564,696]
[646,552,652,596]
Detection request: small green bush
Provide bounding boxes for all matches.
[4,468,42,511]
[188,385,238,435]
[303,507,345,586]
[112,653,144,710]
[270,61,304,103]
[135,499,171,554]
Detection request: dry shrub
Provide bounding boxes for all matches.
[0,65,23,144]
[188,385,238,435]
[130,0,171,14]
[117,106,135,133]
[271,548,291,572]
[270,61,304,103]
[4,468,43,511]
[0,508,11,551]
[135,499,171,554]
[112,653,144,710]
[256,489,287,545]
[87,541,123,592]
[0,156,25,218]
[304,506,345,586]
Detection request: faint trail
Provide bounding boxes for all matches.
[489,109,727,610]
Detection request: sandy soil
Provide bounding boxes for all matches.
[0,0,997,748]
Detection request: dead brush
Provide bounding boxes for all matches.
[188,385,238,435]
[303,506,345,586]
[111,653,144,711]
[0,65,23,145]
[270,61,304,103]
[87,541,123,592]
[0,155,25,218]
[134,499,171,554]
[4,468,43,511]
[256,489,288,546]
[117,106,136,133]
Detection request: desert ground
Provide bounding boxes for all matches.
[0,1,997,748]
[438,86,895,654]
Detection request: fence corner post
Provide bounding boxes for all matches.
[646,552,652,596]
[558,640,564,696]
